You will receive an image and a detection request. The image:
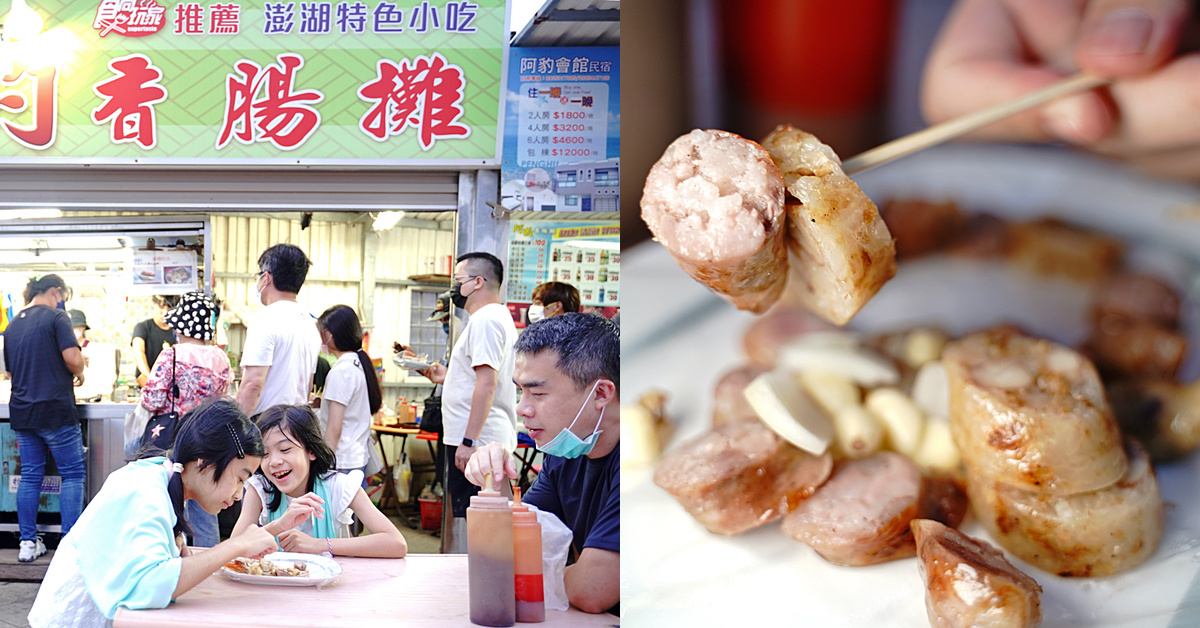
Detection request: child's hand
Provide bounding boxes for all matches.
[277,492,326,531]
[277,528,321,554]
[238,525,278,559]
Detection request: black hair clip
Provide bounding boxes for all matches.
[226,423,245,458]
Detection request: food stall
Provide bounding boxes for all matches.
[0,215,210,533]
[0,0,511,538]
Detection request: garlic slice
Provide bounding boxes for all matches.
[778,343,899,386]
[743,371,834,455]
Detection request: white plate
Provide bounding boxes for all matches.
[623,145,1200,628]
[219,552,342,587]
[392,355,433,371]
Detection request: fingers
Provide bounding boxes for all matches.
[1075,0,1190,74]
[246,526,278,557]
[1092,54,1200,152]
[464,443,519,486]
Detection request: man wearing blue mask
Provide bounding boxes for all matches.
[465,313,619,615]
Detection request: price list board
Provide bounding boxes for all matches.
[501,47,620,212]
[518,83,608,162]
[507,220,619,316]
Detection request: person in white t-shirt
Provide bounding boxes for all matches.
[236,244,322,417]
[315,304,382,486]
[416,251,517,551]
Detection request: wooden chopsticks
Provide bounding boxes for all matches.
[840,73,1111,176]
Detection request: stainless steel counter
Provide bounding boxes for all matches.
[0,402,135,528]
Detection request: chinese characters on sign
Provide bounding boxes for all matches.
[91,54,167,148]
[0,63,58,149]
[94,0,168,37]
[358,52,470,150]
[501,47,619,212]
[0,0,498,161]
[218,53,324,150]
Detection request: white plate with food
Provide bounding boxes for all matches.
[623,143,1200,627]
[220,552,341,587]
[392,355,433,371]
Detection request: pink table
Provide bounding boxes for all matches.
[113,553,619,627]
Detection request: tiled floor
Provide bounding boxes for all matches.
[0,513,442,625]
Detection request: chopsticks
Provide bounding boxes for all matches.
[840,73,1111,176]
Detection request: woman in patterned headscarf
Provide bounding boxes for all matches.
[135,291,234,548]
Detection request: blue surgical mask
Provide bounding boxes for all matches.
[537,380,604,459]
[56,300,66,310]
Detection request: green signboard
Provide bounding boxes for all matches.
[0,0,506,165]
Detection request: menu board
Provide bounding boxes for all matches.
[507,220,619,321]
[128,248,198,295]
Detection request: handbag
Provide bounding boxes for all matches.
[420,393,442,435]
[140,347,181,455]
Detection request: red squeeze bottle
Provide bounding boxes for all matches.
[511,486,545,623]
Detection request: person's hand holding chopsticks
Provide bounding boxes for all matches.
[922,0,1198,179]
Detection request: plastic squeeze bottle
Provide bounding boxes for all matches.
[467,474,516,627]
[511,486,545,623]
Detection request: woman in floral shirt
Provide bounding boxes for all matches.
[138,291,233,547]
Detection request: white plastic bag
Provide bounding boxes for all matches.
[526,503,572,611]
[365,438,383,477]
[393,453,412,503]
[123,404,151,460]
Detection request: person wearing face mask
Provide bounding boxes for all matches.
[464,313,620,615]
[416,251,518,553]
[132,295,180,388]
[528,281,581,324]
[70,309,119,402]
[1,274,87,563]
[235,244,322,418]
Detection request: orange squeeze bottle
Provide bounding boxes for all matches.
[511,486,544,623]
[467,474,516,627]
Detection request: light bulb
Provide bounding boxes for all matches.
[4,0,44,41]
[372,211,406,231]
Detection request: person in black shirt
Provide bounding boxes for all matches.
[1,275,87,562]
[132,295,178,387]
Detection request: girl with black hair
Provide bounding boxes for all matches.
[232,405,407,558]
[28,398,280,627]
[314,305,382,486]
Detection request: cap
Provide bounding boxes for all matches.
[426,292,451,322]
[165,291,217,341]
[68,309,89,330]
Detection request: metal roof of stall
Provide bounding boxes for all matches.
[511,0,620,47]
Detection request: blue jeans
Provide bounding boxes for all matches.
[185,499,219,547]
[15,424,86,541]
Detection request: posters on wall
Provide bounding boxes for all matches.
[506,219,618,325]
[500,46,619,212]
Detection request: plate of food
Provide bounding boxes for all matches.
[220,552,341,587]
[164,266,192,285]
[392,354,433,371]
[624,142,1200,627]
[133,268,159,284]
